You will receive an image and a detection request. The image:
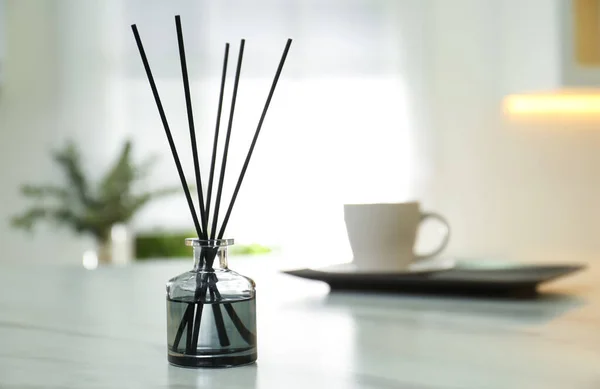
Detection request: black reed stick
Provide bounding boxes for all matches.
[134,19,281,359]
[131,24,203,238]
[217,39,292,239]
[210,39,245,239]
[210,283,230,347]
[135,21,229,354]
[185,305,193,351]
[205,43,230,229]
[175,17,233,353]
[211,283,256,345]
[224,303,256,345]
[172,303,193,351]
[176,16,219,352]
[190,280,208,354]
[175,15,208,238]
[189,247,216,353]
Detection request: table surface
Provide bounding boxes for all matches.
[0,257,599,389]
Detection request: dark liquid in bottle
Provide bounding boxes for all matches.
[167,296,257,368]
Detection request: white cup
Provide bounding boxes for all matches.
[344,202,450,271]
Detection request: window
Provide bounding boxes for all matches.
[99,0,425,262]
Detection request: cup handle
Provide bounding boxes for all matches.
[414,212,450,261]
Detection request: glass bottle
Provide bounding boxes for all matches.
[166,238,257,368]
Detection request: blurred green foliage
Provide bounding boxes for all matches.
[230,243,272,255]
[11,140,180,245]
[136,232,193,260]
[135,232,272,260]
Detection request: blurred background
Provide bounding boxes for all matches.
[1,0,600,267]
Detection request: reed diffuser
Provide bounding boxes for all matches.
[131,16,291,368]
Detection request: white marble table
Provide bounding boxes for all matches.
[0,257,599,389]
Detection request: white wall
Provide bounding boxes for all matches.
[0,0,6,83]
[427,0,600,262]
[2,0,600,265]
[117,0,431,264]
[0,1,93,264]
[0,0,427,265]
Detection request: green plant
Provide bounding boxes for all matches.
[136,232,194,259]
[11,140,181,245]
[229,243,272,255]
[135,231,273,260]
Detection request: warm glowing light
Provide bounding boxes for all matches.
[82,250,98,270]
[504,93,600,115]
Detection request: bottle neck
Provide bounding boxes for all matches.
[193,245,229,271]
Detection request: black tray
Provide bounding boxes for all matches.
[283,260,586,298]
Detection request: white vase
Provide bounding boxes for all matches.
[96,239,112,265]
[94,224,135,265]
[110,223,135,265]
